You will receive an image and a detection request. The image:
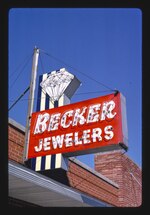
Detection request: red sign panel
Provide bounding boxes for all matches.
[27,92,128,159]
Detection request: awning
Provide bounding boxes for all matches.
[9,161,112,207]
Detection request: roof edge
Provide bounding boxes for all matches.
[8,118,25,133]
[69,157,119,188]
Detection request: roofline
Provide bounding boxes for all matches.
[9,160,113,207]
[69,157,119,188]
[8,117,119,188]
[8,118,25,133]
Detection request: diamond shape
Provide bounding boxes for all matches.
[40,68,81,102]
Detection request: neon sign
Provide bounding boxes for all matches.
[27,92,128,159]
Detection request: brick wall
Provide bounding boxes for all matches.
[67,160,119,206]
[8,119,142,207]
[94,150,142,207]
[8,119,119,206]
[8,122,25,164]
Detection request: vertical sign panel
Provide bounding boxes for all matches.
[31,73,69,171]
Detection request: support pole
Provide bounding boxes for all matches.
[23,47,39,162]
[8,86,30,111]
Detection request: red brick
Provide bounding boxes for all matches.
[95,151,142,207]
[8,120,141,207]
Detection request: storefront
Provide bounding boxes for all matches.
[8,118,141,207]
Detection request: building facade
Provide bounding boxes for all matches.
[8,118,142,207]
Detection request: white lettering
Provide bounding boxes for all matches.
[51,135,64,149]
[72,107,87,126]
[43,137,51,151]
[48,113,61,131]
[74,132,82,145]
[87,104,101,123]
[32,100,117,137]
[92,128,102,142]
[65,133,73,147]
[82,129,91,144]
[34,113,50,134]
[33,125,115,155]
[34,139,43,152]
[101,101,116,121]
[60,110,73,128]
[104,125,114,140]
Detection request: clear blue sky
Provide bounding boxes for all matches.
[8,8,142,168]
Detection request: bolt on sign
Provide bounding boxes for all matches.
[27,92,128,159]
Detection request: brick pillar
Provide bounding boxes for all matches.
[94,150,142,207]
